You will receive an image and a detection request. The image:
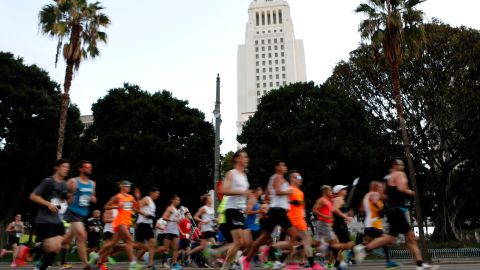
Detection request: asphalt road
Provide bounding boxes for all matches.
[1,262,480,270]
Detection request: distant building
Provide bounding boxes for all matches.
[80,115,93,130]
[237,0,307,137]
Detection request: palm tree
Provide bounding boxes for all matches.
[355,0,429,259]
[39,0,110,159]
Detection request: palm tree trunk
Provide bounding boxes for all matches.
[390,61,430,261]
[56,25,80,159]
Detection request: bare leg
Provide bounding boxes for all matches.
[223,229,245,268]
[405,231,422,261]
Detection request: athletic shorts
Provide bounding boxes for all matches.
[200,231,216,240]
[87,235,100,249]
[251,230,261,240]
[103,231,113,240]
[63,209,86,223]
[179,239,190,250]
[157,234,165,245]
[290,217,308,231]
[219,223,233,243]
[333,223,351,243]
[225,209,245,231]
[386,207,411,237]
[8,235,20,246]
[35,223,65,242]
[312,220,334,241]
[364,227,383,239]
[261,208,292,234]
[164,233,179,240]
[135,223,154,242]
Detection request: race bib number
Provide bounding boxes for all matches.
[123,202,133,210]
[50,197,61,206]
[16,233,22,238]
[79,195,90,207]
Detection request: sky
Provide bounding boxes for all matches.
[1,0,479,154]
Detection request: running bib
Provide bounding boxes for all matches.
[16,233,22,238]
[79,195,90,207]
[123,201,133,210]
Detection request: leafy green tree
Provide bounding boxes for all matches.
[326,22,480,240]
[0,52,83,246]
[238,82,391,207]
[39,0,110,159]
[221,151,235,176]
[75,84,214,211]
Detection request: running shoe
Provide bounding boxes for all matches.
[89,252,99,265]
[171,263,184,270]
[107,257,117,265]
[353,244,367,264]
[10,262,17,267]
[324,263,334,270]
[386,261,401,269]
[97,263,109,270]
[59,263,73,269]
[311,263,325,270]
[272,261,285,270]
[285,262,300,270]
[239,256,250,270]
[260,246,270,262]
[263,261,274,268]
[143,252,150,265]
[416,264,439,270]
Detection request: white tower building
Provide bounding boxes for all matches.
[237,0,306,137]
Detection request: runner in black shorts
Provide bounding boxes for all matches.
[354,160,438,270]
[242,161,298,270]
[332,185,354,269]
[86,210,103,253]
[135,187,160,269]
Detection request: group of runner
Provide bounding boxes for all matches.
[1,151,438,270]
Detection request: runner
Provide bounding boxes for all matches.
[0,214,25,267]
[245,187,262,241]
[88,208,119,265]
[29,159,70,270]
[135,187,160,269]
[219,150,251,270]
[362,181,400,269]
[86,210,103,254]
[160,194,183,270]
[331,185,355,270]
[178,209,192,266]
[154,217,168,267]
[353,159,438,270]
[96,180,142,270]
[190,194,216,257]
[241,160,298,270]
[287,171,319,270]
[62,160,97,270]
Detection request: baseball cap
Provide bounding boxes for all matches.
[333,185,348,194]
[118,180,133,187]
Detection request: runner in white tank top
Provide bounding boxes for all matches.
[191,194,217,257]
[135,187,160,268]
[158,195,182,269]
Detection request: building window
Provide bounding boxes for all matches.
[264,90,267,94]
[281,59,285,64]
[275,67,279,71]
[281,45,284,50]
[279,9,283,24]
[262,39,265,44]
[268,60,272,65]
[257,84,260,89]
[263,82,267,87]
[268,46,271,51]
[269,74,273,79]
[282,66,285,71]
[280,29,283,32]
[283,81,286,85]
[274,45,278,50]
[255,40,258,45]
[257,90,260,95]
[270,82,273,87]
[262,12,265,25]
[274,38,277,43]
[269,67,273,72]
[276,82,280,86]
[267,12,271,25]
[262,61,265,65]
[275,59,278,64]
[268,53,272,58]
[281,52,285,57]
[280,38,284,42]
[274,30,277,33]
[255,47,258,52]
[276,74,279,79]
[256,68,259,73]
[263,68,266,72]
[273,12,277,24]
[262,54,265,58]
[268,39,271,44]
[262,46,265,51]
[282,74,286,78]
[275,53,278,57]
[256,54,259,59]
[256,61,259,66]
[256,12,259,26]
[256,76,260,81]
[257,98,260,104]
[263,75,266,80]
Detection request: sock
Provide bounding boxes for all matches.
[417,260,423,267]
[60,248,67,264]
[39,253,56,270]
[307,257,314,267]
[383,247,390,262]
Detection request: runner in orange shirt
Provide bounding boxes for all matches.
[96,181,143,270]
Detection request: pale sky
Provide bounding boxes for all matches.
[1,0,479,154]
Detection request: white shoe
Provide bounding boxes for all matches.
[416,263,439,270]
[353,244,367,264]
[272,261,285,270]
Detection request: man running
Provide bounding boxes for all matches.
[178,209,192,266]
[241,160,298,270]
[190,194,216,259]
[62,160,97,270]
[160,195,183,270]
[331,185,354,270]
[135,187,160,270]
[97,181,142,270]
[353,159,438,270]
[1,214,25,267]
[29,159,70,270]
[362,181,399,269]
[219,150,251,270]
[86,210,103,254]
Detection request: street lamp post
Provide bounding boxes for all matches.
[213,74,221,212]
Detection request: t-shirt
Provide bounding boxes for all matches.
[288,186,305,221]
[178,218,191,240]
[32,177,68,224]
[86,217,103,237]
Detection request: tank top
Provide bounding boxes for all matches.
[137,196,156,225]
[287,186,305,221]
[112,193,135,228]
[68,178,94,217]
[245,202,260,231]
[363,192,383,230]
[225,169,249,211]
[165,206,181,235]
[10,222,23,238]
[104,209,118,233]
[200,205,215,232]
[317,197,333,224]
[386,185,407,208]
[268,175,290,210]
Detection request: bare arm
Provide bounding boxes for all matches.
[104,196,119,210]
[103,210,114,223]
[90,181,97,203]
[66,178,77,203]
[245,196,260,215]
[30,193,58,213]
[162,206,173,221]
[396,172,414,196]
[6,222,15,232]
[219,171,247,196]
[333,197,351,221]
[194,207,205,224]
